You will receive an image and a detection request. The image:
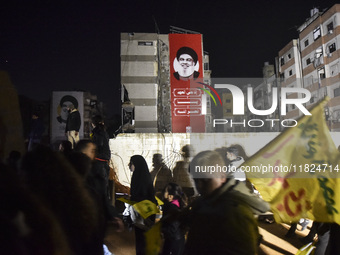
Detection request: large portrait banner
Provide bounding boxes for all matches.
[169,33,205,133]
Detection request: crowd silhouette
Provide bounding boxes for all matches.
[3,130,340,255]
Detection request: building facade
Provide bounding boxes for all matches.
[279,5,340,131]
[278,39,304,120]
[121,33,160,133]
[120,32,212,133]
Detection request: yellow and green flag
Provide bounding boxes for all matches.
[243,98,340,223]
[118,197,163,254]
[117,197,160,219]
[133,200,160,219]
[145,222,162,255]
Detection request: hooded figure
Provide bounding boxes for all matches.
[127,155,157,255]
[130,155,156,204]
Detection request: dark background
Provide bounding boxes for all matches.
[1,0,338,117]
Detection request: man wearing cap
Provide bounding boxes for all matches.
[65,103,81,148]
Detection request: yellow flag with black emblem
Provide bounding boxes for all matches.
[145,222,162,255]
[242,97,340,224]
[133,200,160,219]
[118,197,162,253]
[117,198,160,219]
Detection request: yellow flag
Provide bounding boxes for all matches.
[145,222,162,255]
[133,200,160,219]
[243,97,340,223]
[295,242,316,255]
[117,196,163,207]
[155,196,164,206]
[117,197,160,219]
[117,197,136,205]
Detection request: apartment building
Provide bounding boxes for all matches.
[279,5,340,131]
[121,33,160,133]
[278,39,304,120]
[120,32,212,133]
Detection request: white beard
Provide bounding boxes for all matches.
[178,65,195,78]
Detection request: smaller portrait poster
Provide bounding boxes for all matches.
[50,91,84,147]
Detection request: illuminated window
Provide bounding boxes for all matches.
[319,68,326,80]
[313,27,321,41]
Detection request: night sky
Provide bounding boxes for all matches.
[1,0,339,116]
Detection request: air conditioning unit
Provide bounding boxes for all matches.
[329,30,333,34]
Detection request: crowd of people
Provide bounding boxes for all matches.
[119,145,340,255]
[3,112,340,255]
[1,114,123,255]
